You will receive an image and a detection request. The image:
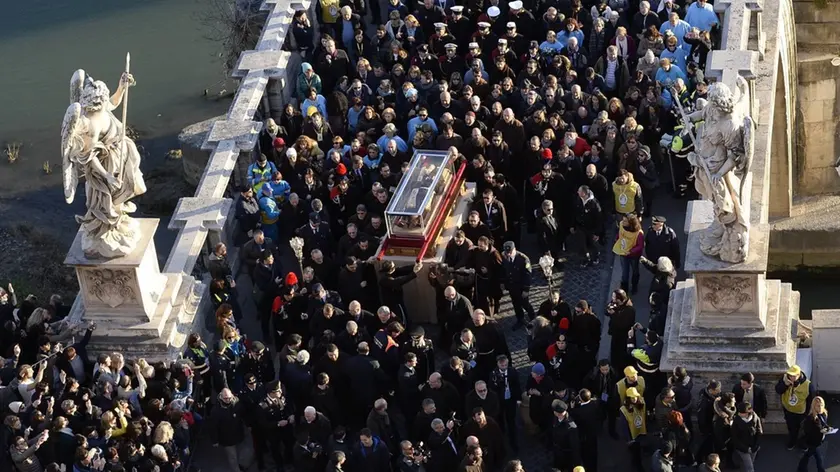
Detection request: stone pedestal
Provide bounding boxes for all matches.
[64,218,209,360]
[663,202,801,434]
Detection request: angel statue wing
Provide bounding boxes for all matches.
[738,115,755,199]
[61,103,83,204]
[70,69,85,105]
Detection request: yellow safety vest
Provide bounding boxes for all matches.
[320,0,340,23]
[781,379,811,415]
[616,377,646,404]
[613,227,642,256]
[613,181,640,215]
[621,404,648,439]
[251,167,272,194]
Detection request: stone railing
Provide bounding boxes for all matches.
[166,0,309,276]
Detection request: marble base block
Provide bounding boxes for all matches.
[65,219,168,331]
[64,218,212,361]
[661,278,800,434]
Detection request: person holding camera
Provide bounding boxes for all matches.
[293,431,326,472]
[399,440,428,472]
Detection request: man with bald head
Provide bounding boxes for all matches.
[438,285,474,350]
[297,405,332,446]
[493,108,526,152]
[465,380,501,424]
[583,164,610,206]
[467,309,511,381]
[421,372,462,419]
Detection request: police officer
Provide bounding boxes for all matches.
[550,400,582,471]
[258,380,296,469]
[500,241,535,329]
[644,216,681,270]
[473,188,508,250]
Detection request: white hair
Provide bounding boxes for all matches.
[297,350,310,365]
[304,406,316,415]
[377,306,391,316]
[151,445,167,460]
[374,398,388,410]
[657,257,675,273]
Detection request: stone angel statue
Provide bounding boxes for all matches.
[682,76,755,263]
[61,63,147,258]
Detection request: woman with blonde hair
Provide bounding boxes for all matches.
[799,396,830,472]
[294,135,324,162]
[101,409,129,438]
[152,420,181,465]
[613,213,644,293]
[397,15,424,47]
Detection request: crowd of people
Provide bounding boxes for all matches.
[0,1,833,472]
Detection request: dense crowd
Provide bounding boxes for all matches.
[0,1,833,472]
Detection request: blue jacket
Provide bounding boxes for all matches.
[347,106,364,133]
[684,3,719,32]
[659,20,691,48]
[364,153,383,169]
[556,29,585,49]
[660,46,688,72]
[247,161,278,193]
[655,65,687,87]
[406,116,438,143]
[259,194,281,224]
[377,134,408,153]
[268,179,291,204]
[540,39,565,55]
[300,95,328,119]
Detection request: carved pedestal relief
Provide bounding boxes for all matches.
[701,275,753,314]
[83,269,137,308]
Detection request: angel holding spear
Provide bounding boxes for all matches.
[674,75,754,263]
[61,54,147,258]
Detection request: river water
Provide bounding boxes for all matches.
[0,0,229,193]
[0,0,231,247]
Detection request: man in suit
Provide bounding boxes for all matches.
[733,372,768,419]
[488,355,522,451]
[572,388,604,472]
[472,188,508,251]
[297,212,333,258]
[240,230,277,277]
[500,241,535,328]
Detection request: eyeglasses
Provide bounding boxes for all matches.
[419,114,428,118]
[476,389,488,394]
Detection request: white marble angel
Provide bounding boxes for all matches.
[685,76,755,263]
[61,66,147,258]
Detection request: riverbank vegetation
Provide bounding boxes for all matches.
[0,224,78,301]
